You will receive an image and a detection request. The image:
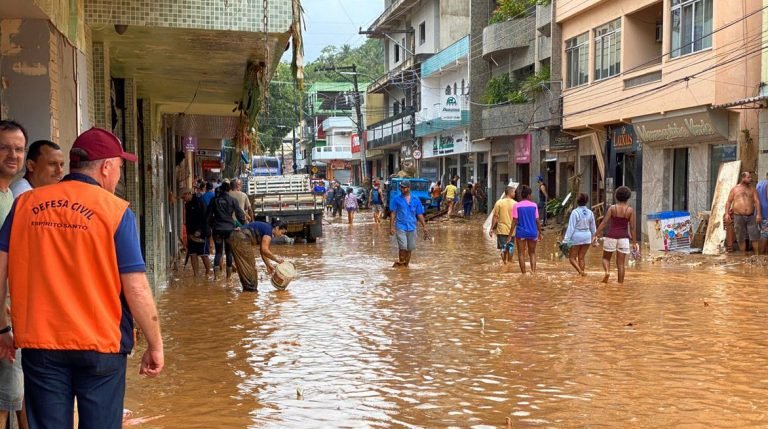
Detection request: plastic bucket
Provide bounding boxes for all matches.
[271,261,297,290]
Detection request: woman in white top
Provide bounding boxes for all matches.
[563,193,596,276]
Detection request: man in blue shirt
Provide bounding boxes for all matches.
[389,180,429,267]
[757,174,768,254]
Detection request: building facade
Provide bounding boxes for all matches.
[558,0,762,238]
[365,0,470,181]
[469,0,563,208]
[0,0,294,285]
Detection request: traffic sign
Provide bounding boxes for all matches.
[311,166,318,174]
[413,149,423,160]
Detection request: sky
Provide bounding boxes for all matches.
[281,0,384,62]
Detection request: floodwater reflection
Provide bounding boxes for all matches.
[125,215,768,428]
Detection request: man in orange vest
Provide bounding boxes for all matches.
[0,127,164,428]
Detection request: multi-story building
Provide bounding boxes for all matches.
[1,0,294,284]
[469,0,563,207]
[305,82,366,182]
[364,0,470,181]
[557,0,762,238]
[416,35,475,184]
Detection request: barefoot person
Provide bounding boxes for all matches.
[344,187,359,224]
[389,180,429,267]
[508,185,543,274]
[724,171,762,255]
[594,186,638,283]
[489,185,517,264]
[563,193,596,276]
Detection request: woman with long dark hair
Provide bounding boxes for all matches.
[207,181,245,279]
[594,186,638,283]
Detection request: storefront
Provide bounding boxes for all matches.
[548,132,578,199]
[513,134,532,186]
[634,108,734,238]
[607,124,643,235]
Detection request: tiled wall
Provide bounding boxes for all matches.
[85,0,294,33]
[124,78,142,218]
[141,100,170,284]
[32,0,87,50]
[91,41,110,129]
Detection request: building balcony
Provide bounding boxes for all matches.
[366,111,414,150]
[481,102,536,138]
[367,0,420,32]
[421,36,469,78]
[482,16,536,59]
[536,2,552,35]
[367,57,421,94]
[312,145,354,161]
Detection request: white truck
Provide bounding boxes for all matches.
[246,174,324,243]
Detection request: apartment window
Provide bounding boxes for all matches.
[594,18,621,80]
[671,0,713,58]
[461,79,465,95]
[393,102,400,115]
[419,22,426,45]
[394,43,400,63]
[445,85,452,95]
[401,98,406,111]
[453,83,458,95]
[565,32,589,88]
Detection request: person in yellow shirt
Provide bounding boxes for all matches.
[443,180,458,217]
[489,185,517,264]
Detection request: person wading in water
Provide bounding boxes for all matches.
[594,186,638,283]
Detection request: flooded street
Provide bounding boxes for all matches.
[125,214,768,428]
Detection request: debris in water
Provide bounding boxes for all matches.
[480,318,485,330]
[625,322,634,327]
[745,255,768,267]
[704,301,709,307]
[297,387,304,400]
[360,280,365,285]
[490,347,502,355]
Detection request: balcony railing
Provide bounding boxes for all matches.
[366,111,414,150]
[482,16,536,58]
[421,36,469,78]
[312,145,354,161]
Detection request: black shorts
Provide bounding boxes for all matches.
[187,238,209,255]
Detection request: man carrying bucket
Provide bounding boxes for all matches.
[389,180,429,268]
[228,219,289,291]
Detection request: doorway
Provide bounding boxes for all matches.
[672,147,689,211]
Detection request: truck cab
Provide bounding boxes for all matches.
[384,178,435,218]
[247,174,324,243]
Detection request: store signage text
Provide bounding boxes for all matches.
[612,125,637,152]
[635,117,716,143]
[441,95,462,121]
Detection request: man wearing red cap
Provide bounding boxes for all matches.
[0,127,164,428]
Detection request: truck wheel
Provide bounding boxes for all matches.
[305,228,317,243]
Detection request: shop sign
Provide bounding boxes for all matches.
[634,112,726,143]
[432,135,455,155]
[611,125,637,152]
[351,133,361,154]
[201,159,221,170]
[514,134,531,164]
[330,160,348,170]
[401,143,416,169]
[182,136,197,152]
[197,149,221,158]
[441,95,462,121]
[550,132,578,152]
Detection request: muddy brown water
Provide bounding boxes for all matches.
[125,214,768,428]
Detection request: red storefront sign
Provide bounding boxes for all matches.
[514,134,531,164]
[201,159,221,170]
[351,133,361,154]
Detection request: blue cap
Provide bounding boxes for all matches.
[399,180,411,188]
[536,175,544,182]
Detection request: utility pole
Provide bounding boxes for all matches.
[292,104,298,174]
[316,65,368,184]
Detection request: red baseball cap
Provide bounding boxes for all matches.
[71,127,137,163]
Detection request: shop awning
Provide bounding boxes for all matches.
[711,94,768,109]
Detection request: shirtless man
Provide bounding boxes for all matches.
[724,171,762,255]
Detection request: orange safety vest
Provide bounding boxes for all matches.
[9,180,131,353]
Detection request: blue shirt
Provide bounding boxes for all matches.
[243,221,273,239]
[201,191,215,207]
[392,194,424,232]
[0,173,146,273]
[512,199,540,239]
[757,180,768,217]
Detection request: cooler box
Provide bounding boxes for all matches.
[647,211,692,251]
